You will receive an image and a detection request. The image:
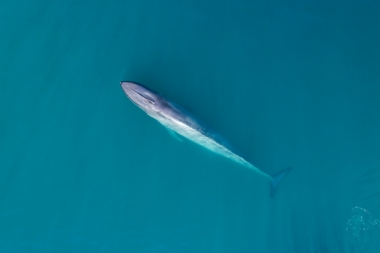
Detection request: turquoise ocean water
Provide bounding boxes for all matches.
[1,0,380,252]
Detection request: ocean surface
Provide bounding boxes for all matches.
[1,0,379,252]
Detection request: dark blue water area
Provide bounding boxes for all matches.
[1,0,379,252]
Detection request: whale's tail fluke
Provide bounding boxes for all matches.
[270,167,292,198]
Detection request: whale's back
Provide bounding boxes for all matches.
[153,101,269,176]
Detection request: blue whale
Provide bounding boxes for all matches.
[121,81,291,197]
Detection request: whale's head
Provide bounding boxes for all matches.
[120,81,161,113]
